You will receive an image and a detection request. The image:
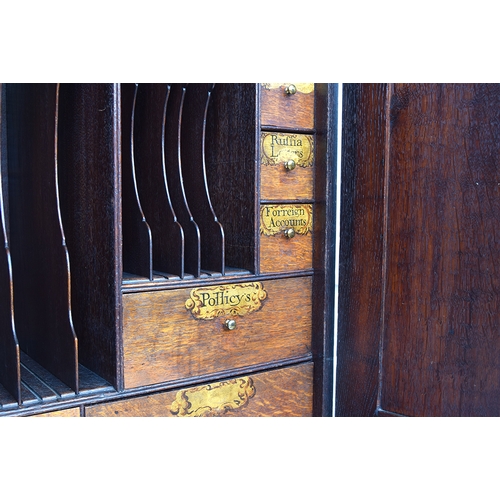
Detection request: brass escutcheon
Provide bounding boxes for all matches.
[284,159,296,171]
[225,319,237,330]
[284,228,296,239]
[285,84,297,95]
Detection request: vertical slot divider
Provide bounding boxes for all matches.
[121,83,153,280]
[204,83,258,274]
[133,84,184,278]
[57,84,122,390]
[181,83,225,274]
[164,84,201,278]
[0,83,21,403]
[6,83,78,393]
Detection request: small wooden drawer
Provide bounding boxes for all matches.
[260,83,314,130]
[260,204,313,273]
[29,407,80,417]
[85,362,313,417]
[260,131,314,200]
[122,277,312,389]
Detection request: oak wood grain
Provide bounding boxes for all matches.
[86,362,313,417]
[260,230,313,273]
[123,277,312,388]
[260,84,314,130]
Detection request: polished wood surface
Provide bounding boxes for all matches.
[260,229,313,273]
[123,276,312,388]
[337,83,500,416]
[86,362,313,417]
[336,84,388,416]
[30,407,80,417]
[260,154,314,201]
[260,84,314,130]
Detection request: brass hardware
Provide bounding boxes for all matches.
[285,84,297,95]
[170,377,256,417]
[285,159,296,171]
[260,204,313,237]
[186,282,267,319]
[225,319,237,330]
[284,228,296,239]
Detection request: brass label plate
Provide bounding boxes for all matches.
[185,282,267,320]
[261,132,314,168]
[261,83,314,94]
[260,204,313,236]
[170,377,256,417]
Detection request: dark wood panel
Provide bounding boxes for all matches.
[335,84,389,416]
[57,84,122,389]
[6,83,78,392]
[0,83,21,402]
[381,84,500,416]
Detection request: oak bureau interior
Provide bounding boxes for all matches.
[0,83,337,417]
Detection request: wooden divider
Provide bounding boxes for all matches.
[6,83,78,392]
[0,83,21,402]
[133,84,184,278]
[180,83,225,275]
[121,83,153,280]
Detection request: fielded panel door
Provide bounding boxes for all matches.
[337,83,500,417]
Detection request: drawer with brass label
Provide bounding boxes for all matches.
[260,131,315,200]
[260,204,313,273]
[260,83,314,130]
[122,277,312,389]
[85,362,313,417]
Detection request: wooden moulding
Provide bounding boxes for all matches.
[122,276,312,388]
[86,362,313,417]
[260,83,315,130]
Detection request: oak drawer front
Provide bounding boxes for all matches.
[29,407,80,417]
[260,204,313,273]
[260,83,314,130]
[122,277,312,389]
[86,362,313,417]
[260,132,314,200]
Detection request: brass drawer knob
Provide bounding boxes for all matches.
[284,159,296,171]
[284,228,295,239]
[284,84,297,95]
[225,319,237,330]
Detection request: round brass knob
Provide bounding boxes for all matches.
[284,228,295,239]
[225,319,236,330]
[284,159,296,171]
[285,84,297,95]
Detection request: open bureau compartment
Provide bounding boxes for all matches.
[0,83,337,417]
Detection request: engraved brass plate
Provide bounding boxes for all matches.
[261,83,314,94]
[261,132,314,168]
[260,204,313,236]
[185,282,267,320]
[170,377,256,417]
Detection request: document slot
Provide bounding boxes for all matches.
[132,84,184,278]
[204,84,258,274]
[0,84,21,403]
[121,83,153,280]
[164,84,201,277]
[180,83,225,275]
[5,83,79,392]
